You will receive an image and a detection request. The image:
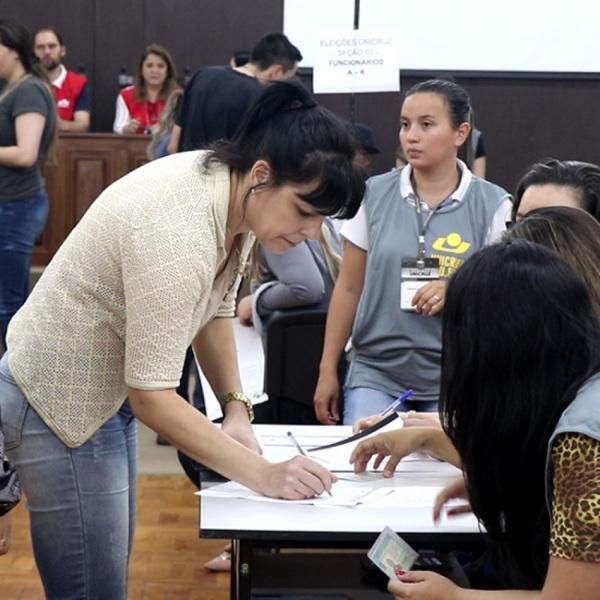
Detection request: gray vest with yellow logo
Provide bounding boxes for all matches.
[347,168,508,403]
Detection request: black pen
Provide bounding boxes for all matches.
[286,431,333,497]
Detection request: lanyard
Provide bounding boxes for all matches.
[413,196,444,261]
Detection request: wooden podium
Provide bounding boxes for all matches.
[33,132,150,266]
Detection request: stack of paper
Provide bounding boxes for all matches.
[197,481,464,509]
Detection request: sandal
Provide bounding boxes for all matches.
[203,542,232,572]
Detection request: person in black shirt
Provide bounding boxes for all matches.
[170,32,302,153]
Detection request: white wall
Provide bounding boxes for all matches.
[284,0,599,74]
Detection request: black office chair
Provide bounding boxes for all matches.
[255,306,345,425]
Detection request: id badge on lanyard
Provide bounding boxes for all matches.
[400,257,440,310]
[400,196,441,311]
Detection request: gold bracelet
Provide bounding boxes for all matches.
[220,391,254,423]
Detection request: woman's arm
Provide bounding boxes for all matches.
[191,317,261,451]
[0,113,46,168]
[167,124,181,154]
[313,241,367,424]
[388,434,600,599]
[192,317,243,402]
[256,242,326,313]
[128,385,336,499]
[388,557,600,599]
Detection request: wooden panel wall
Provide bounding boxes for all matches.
[2,0,600,193]
[0,0,282,134]
[33,133,149,266]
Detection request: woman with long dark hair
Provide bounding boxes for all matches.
[438,241,600,591]
[352,234,600,597]
[0,13,56,566]
[0,81,364,598]
[0,19,56,345]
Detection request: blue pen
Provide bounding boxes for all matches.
[287,431,333,497]
[380,389,414,417]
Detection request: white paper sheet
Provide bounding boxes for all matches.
[199,321,267,421]
[255,419,421,473]
[197,480,464,509]
[197,481,383,507]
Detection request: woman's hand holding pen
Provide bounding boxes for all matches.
[260,456,337,500]
[123,118,141,134]
[352,390,414,433]
[353,411,441,434]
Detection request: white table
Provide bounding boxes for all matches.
[200,424,482,599]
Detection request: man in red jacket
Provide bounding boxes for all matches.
[34,28,91,132]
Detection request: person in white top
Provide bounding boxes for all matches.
[314,79,511,426]
[0,81,364,598]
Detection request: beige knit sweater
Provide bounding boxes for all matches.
[7,151,253,447]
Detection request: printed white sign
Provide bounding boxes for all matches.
[313,30,400,94]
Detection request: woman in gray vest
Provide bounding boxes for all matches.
[314,79,511,425]
[355,157,600,434]
[353,230,600,598]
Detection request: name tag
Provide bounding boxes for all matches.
[400,257,439,311]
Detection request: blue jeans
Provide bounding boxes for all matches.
[0,353,137,599]
[343,386,439,425]
[0,190,49,345]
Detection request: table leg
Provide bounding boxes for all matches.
[230,538,253,600]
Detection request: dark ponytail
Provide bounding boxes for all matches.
[206,81,364,219]
[233,79,317,141]
[0,19,49,83]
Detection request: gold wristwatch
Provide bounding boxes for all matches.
[220,391,255,423]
